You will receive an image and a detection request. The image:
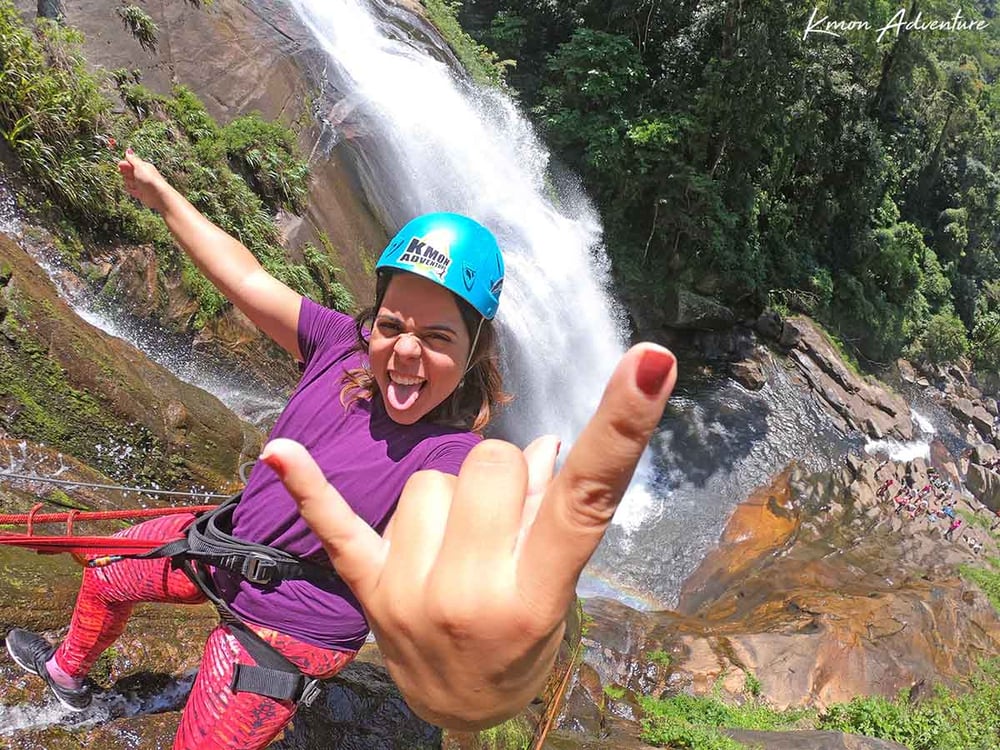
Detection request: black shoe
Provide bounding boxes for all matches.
[5,628,92,711]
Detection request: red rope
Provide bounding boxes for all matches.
[0,533,181,556]
[0,504,218,526]
[0,504,219,558]
[26,502,43,535]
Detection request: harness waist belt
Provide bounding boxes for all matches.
[148,494,334,587]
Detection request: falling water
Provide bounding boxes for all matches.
[0,175,283,428]
[0,172,22,236]
[286,0,839,608]
[288,0,630,452]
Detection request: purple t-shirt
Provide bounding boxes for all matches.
[212,297,481,651]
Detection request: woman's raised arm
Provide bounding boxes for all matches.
[119,150,304,361]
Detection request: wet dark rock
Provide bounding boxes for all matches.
[689,326,756,361]
[845,453,863,478]
[661,286,736,331]
[778,319,802,349]
[756,310,784,340]
[947,366,968,386]
[730,356,767,391]
[785,318,912,441]
[274,658,441,750]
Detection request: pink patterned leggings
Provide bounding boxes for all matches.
[53,513,356,749]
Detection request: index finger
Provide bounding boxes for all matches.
[517,344,675,616]
[260,438,385,600]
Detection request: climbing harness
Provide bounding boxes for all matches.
[136,494,333,706]
[0,473,334,706]
[143,494,333,587]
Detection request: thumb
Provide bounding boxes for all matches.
[519,344,675,609]
[551,343,675,527]
[260,438,385,598]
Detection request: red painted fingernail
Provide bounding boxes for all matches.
[260,451,285,478]
[126,147,134,155]
[636,348,675,397]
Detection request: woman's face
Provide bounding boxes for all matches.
[369,272,471,425]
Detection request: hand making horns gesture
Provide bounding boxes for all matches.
[260,343,676,730]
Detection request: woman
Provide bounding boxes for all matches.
[6,149,508,749]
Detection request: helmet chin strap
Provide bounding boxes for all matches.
[463,317,486,378]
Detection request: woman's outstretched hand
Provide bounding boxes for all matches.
[260,343,676,730]
[117,150,170,213]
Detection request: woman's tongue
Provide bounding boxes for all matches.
[387,376,423,411]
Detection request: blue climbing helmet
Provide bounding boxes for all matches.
[375,212,505,320]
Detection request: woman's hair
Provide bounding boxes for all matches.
[340,272,510,433]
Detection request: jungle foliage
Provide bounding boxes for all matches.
[460,0,1000,371]
[0,3,352,328]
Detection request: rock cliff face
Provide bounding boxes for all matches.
[543,457,1000,748]
[0,233,259,488]
[12,0,389,380]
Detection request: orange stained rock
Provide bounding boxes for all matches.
[679,469,799,615]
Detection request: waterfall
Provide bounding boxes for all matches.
[0,173,21,236]
[288,0,631,453]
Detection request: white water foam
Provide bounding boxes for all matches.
[864,438,930,463]
[0,173,23,236]
[290,0,661,536]
[0,672,195,735]
[911,408,937,436]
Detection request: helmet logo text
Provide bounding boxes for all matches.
[398,237,452,279]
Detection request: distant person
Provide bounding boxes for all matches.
[944,518,963,540]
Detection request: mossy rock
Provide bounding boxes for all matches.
[0,235,261,490]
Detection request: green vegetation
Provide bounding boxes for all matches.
[604,684,626,700]
[0,313,178,485]
[421,0,509,87]
[116,5,158,52]
[639,693,811,749]
[476,715,534,749]
[960,558,1000,614]
[90,646,120,685]
[818,661,1000,750]
[44,489,90,511]
[646,649,672,668]
[956,508,996,535]
[633,660,1000,750]
[460,0,1000,373]
[0,3,352,330]
[743,672,761,699]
